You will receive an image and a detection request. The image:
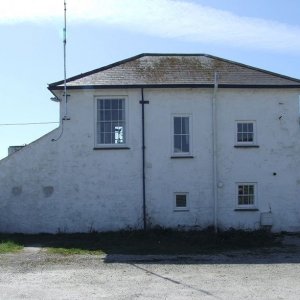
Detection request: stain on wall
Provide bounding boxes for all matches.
[43,186,54,198]
[11,186,22,196]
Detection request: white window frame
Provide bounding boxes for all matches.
[236,182,257,209]
[174,192,189,211]
[172,114,192,156]
[94,96,128,148]
[235,120,257,146]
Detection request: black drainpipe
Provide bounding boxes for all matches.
[140,88,149,230]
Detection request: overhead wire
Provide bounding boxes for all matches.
[0,122,59,126]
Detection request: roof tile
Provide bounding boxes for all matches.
[49,54,300,89]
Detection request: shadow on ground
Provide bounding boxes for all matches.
[1,229,300,264]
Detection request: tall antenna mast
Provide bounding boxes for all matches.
[63,0,70,120]
[51,0,69,142]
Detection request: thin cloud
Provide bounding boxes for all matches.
[1,0,300,53]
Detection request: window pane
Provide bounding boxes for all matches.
[182,135,189,152]
[182,117,189,134]
[118,110,125,121]
[237,123,243,132]
[244,196,249,205]
[174,135,181,152]
[238,185,244,195]
[111,99,118,109]
[104,133,113,144]
[237,133,243,142]
[118,99,124,109]
[247,133,253,142]
[111,110,118,121]
[99,110,104,121]
[104,122,111,132]
[100,122,105,132]
[97,99,104,110]
[98,133,104,144]
[174,117,181,134]
[104,110,111,120]
[242,123,247,132]
[248,123,253,132]
[248,196,254,205]
[176,195,187,207]
[104,99,111,109]
[238,196,243,205]
[249,185,254,194]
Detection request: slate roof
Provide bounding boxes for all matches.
[48,53,300,90]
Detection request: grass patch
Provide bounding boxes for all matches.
[0,228,280,255]
[0,240,23,253]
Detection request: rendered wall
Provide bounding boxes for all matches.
[0,87,299,232]
[0,89,144,233]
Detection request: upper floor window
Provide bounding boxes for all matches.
[173,115,191,155]
[236,121,256,145]
[95,97,127,146]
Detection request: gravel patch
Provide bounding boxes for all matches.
[0,236,299,299]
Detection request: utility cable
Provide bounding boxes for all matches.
[0,122,59,126]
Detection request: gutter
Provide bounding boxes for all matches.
[48,84,300,90]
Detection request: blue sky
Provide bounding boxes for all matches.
[1,0,300,159]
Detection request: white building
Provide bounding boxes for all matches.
[1,53,300,233]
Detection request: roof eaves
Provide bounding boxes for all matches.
[49,84,300,90]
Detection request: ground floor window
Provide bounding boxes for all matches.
[174,193,189,211]
[236,183,257,209]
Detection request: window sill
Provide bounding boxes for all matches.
[234,208,259,211]
[174,209,189,212]
[234,145,259,148]
[171,155,194,159]
[93,147,130,150]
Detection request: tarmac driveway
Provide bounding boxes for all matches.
[0,236,300,300]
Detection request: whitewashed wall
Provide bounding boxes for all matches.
[0,87,299,233]
[217,89,300,232]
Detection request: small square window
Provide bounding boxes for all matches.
[236,121,256,145]
[174,193,189,211]
[236,183,257,209]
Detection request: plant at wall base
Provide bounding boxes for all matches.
[0,240,23,253]
[88,222,95,233]
[0,227,280,255]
